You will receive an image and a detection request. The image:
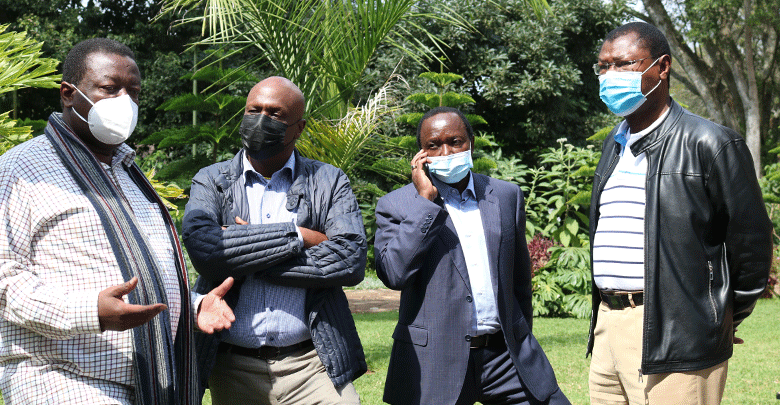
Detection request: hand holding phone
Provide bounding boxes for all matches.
[411,149,437,201]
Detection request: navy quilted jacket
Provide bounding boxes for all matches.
[182,150,367,397]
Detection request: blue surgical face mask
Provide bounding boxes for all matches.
[599,57,662,117]
[426,150,473,184]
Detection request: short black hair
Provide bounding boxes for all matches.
[604,22,671,60]
[416,107,474,149]
[62,38,136,86]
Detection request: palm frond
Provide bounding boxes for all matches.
[296,79,400,179]
[0,25,60,95]
[158,0,470,119]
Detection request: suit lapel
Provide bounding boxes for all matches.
[433,193,472,291]
[474,174,501,292]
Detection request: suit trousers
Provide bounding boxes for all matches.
[208,345,360,405]
[456,336,570,405]
[589,301,728,405]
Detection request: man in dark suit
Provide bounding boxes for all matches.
[374,107,570,405]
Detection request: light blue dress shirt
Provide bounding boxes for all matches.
[432,174,501,336]
[221,152,310,348]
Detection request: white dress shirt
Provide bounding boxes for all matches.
[433,174,500,335]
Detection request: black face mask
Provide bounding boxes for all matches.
[240,114,295,160]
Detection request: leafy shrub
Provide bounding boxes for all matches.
[490,139,599,317]
[531,243,592,319]
[518,138,599,247]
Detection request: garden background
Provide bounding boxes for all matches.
[0,0,778,403]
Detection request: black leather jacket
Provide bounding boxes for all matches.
[587,100,772,375]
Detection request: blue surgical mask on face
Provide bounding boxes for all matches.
[599,57,662,117]
[426,150,473,184]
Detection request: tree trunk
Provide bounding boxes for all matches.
[742,0,762,176]
[641,0,766,177]
[641,0,725,125]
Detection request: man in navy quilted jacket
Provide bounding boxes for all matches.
[182,76,367,404]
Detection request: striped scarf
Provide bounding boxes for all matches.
[44,112,198,405]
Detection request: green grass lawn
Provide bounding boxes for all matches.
[1,299,777,404]
[351,298,780,405]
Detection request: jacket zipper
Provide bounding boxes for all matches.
[707,260,718,322]
[639,147,651,382]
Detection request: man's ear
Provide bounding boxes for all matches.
[60,82,76,109]
[294,119,306,141]
[659,54,672,81]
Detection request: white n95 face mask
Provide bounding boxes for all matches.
[71,85,138,145]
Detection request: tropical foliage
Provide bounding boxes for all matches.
[519,138,599,246]
[0,24,60,152]
[140,64,256,165]
[358,0,625,154]
[396,71,488,128]
[489,138,599,318]
[159,0,469,120]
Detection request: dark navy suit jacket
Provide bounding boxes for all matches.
[374,173,561,405]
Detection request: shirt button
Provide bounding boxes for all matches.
[465,335,472,342]
[269,336,275,342]
[466,295,473,302]
[266,213,271,218]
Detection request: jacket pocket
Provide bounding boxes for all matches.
[392,323,428,347]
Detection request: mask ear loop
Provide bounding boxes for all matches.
[641,56,664,97]
[64,82,95,124]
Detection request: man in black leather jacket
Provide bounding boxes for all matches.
[182,77,367,404]
[587,22,772,405]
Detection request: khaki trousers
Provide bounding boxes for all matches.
[589,301,728,405]
[208,345,361,405]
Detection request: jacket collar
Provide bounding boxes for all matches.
[225,149,310,211]
[226,148,316,180]
[628,98,684,157]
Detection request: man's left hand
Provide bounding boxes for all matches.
[197,277,236,334]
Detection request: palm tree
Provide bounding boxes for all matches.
[161,0,450,118]
[156,0,548,167]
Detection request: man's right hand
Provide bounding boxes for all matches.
[411,149,437,201]
[98,277,167,332]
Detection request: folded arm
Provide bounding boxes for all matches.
[260,170,366,288]
[183,166,366,288]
